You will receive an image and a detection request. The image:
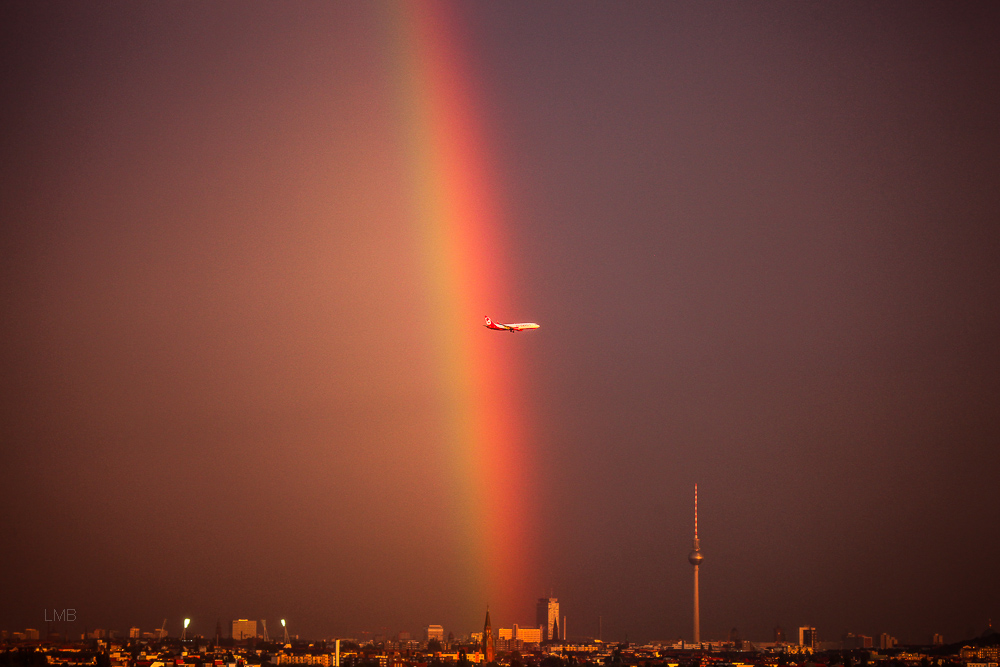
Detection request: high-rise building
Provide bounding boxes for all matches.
[232,619,258,641]
[774,626,785,643]
[799,626,817,649]
[427,625,445,642]
[687,483,704,644]
[129,627,141,639]
[536,598,559,642]
[482,610,495,663]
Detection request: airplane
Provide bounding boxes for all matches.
[484,315,540,332]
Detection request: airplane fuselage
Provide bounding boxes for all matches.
[484,316,539,332]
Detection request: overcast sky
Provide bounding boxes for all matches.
[2,1,998,646]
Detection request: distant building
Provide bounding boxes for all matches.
[879,633,897,650]
[962,646,1000,661]
[24,629,39,641]
[774,626,786,643]
[932,633,944,646]
[427,625,444,642]
[843,633,873,649]
[798,626,817,649]
[233,619,258,641]
[129,627,141,639]
[515,626,541,644]
[536,598,559,642]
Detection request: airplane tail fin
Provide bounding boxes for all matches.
[485,316,492,326]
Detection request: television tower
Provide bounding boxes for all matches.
[687,483,703,644]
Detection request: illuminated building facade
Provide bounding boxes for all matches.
[232,619,258,641]
[514,626,541,643]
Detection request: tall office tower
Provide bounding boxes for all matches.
[536,598,559,642]
[799,626,817,649]
[774,626,785,643]
[427,625,445,642]
[687,483,704,644]
[483,609,495,663]
[129,627,141,639]
[232,619,258,642]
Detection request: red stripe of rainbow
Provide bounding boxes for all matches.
[388,3,536,620]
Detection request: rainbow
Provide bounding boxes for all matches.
[387,3,537,621]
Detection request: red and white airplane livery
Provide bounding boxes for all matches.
[484,315,540,332]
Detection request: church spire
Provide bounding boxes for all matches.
[483,607,495,663]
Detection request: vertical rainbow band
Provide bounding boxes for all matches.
[389,3,536,620]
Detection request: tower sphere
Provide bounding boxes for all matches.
[688,549,703,566]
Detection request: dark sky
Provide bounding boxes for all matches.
[2,1,999,646]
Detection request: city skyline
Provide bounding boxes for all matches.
[2,0,998,647]
[9,613,985,649]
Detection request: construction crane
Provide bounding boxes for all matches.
[158,619,167,641]
[261,620,269,642]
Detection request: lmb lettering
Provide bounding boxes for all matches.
[44,609,76,622]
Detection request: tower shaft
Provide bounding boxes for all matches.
[693,565,700,643]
